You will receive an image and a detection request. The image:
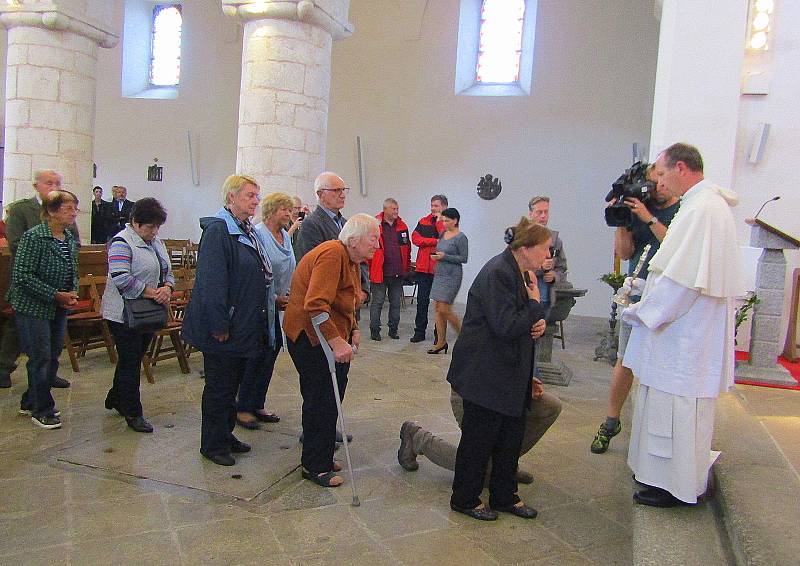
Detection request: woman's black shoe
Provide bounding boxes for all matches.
[125,415,154,433]
[230,439,252,453]
[236,416,260,430]
[254,412,280,423]
[450,503,498,521]
[202,452,235,466]
[494,502,538,519]
[427,343,449,354]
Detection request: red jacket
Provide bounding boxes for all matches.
[411,213,443,274]
[368,212,411,284]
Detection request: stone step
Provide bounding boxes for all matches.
[632,489,733,566]
[713,390,800,566]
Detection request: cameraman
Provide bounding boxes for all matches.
[590,165,679,454]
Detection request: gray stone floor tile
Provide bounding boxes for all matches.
[176,516,283,563]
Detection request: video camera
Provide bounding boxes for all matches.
[604,161,655,228]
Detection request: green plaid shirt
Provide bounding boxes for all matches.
[6,222,78,320]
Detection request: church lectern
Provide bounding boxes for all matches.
[735,219,799,386]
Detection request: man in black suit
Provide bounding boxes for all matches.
[90,186,109,244]
[105,185,135,239]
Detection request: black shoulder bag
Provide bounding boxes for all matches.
[120,239,168,333]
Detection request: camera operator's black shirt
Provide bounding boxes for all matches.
[628,201,680,279]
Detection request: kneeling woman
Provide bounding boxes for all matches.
[448,217,550,521]
[284,214,379,487]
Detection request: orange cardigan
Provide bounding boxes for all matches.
[284,240,361,346]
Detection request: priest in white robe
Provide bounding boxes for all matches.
[621,143,745,507]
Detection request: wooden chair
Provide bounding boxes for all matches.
[64,274,117,372]
[140,278,193,383]
[162,239,191,270]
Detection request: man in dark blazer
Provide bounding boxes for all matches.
[104,185,135,239]
[90,186,109,244]
[0,170,79,388]
[295,172,370,304]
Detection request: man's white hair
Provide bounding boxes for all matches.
[314,171,343,194]
[339,213,379,246]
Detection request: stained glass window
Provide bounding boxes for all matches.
[150,5,182,87]
[476,0,526,84]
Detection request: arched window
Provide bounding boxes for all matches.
[455,0,537,96]
[150,5,182,87]
[476,0,526,84]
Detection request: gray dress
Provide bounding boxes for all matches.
[430,232,468,303]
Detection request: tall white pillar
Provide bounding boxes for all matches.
[1,2,117,235]
[222,0,352,199]
[649,0,747,185]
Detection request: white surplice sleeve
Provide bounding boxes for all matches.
[621,275,700,331]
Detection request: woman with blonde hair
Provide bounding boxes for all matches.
[235,192,297,429]
[183,175,273,466]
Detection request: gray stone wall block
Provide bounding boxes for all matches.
[749,315,781,342]
[754,258,787,290]
[750,225,800,250]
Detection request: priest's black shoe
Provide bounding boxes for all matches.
[388,330,399,339]
[230,439,251,454]
[125,415,154,433]
[409,333,425,343]
[50,375,71,388]
[202,452,235,466]
[450,503,498,521]
[494,502,538,519]
[633,486,693,508]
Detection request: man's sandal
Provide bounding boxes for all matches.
[302,468,343,487]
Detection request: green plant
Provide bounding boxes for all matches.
[735,292,760,335]
[600,272,626,291]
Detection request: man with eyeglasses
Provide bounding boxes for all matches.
[0,170,79,389]
[295,171,370,312]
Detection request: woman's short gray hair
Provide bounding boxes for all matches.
[339,213,379,246]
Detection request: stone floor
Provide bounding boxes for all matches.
[2,310,788,565]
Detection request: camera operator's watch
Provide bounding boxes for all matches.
[646,217,658,227]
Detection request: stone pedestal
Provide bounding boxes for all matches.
[0,2,118,237]
[222,0,352,199]
[735,221,799,386]
[536,287,587,386]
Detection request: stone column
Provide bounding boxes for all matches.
[1,1,117,236]
[222,1,352,199]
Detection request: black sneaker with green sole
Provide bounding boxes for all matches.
[590,421,622,454]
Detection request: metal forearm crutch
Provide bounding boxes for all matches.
[311,312,360,506]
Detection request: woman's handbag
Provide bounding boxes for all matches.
[122,297,167,332]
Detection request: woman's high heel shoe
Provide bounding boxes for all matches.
[427,343,449,354]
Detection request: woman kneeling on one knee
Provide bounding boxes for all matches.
[448,217,551,521]
[102,198,173,433]
[284,214,380,487]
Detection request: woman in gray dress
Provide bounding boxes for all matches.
[428,208,468,354]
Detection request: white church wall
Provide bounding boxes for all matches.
[91,0,243,242]
[733,1,800,349]
[325,0,661,315]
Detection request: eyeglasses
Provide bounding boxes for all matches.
[321,187,350,195]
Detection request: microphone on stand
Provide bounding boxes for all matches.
[754,196,780,219]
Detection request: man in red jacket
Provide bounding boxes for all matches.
[409,194,447,343]
[369,198,411,341]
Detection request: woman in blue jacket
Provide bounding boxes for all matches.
[182,175,272,466]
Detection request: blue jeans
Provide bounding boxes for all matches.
[16,309,67,419]
[369,276,404,334]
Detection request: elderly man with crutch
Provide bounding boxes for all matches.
[284,213,379,492]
